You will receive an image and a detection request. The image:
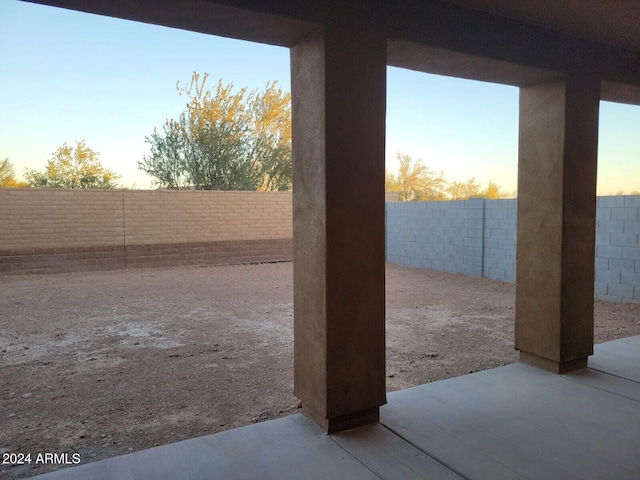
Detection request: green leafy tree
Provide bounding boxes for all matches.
[142,121,193,189]
[385,153,447,201]
[0,158,29,188]
[24,141,120,189]
[140,72,292,191]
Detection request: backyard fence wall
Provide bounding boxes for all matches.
[386,196,640,304]
[3,189,639,303]
[594,196,640,303]
[0,189,292,274]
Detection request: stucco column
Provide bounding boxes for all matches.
[515,75,600,373]
[290,13,386,433]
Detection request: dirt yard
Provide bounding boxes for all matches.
[1,262,639,479]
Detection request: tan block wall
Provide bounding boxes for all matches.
[0,189,292,250]
[0,189,125,249]
[0,189,293,274]
[122,190,292,245]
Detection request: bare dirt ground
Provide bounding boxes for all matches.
[1,262,639,479]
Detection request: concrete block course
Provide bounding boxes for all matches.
[625,222,640,234]
[606,258,636,273]
[597,245,623,259]
[622,272,640,288]
[497,238,515,250]
[595,270,621,284]
[596,232,610,245]
[386,195,640,303]
[625,196,640,207]
[608,283,635,300]
[598,221,625,233]
[594,281,608,296]
[489,208,507,219]
[490,228,507,239]
[623,247,640,260]
[598,196,625,208]
[612,208,638,221]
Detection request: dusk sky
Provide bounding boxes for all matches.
[1,0,638,194]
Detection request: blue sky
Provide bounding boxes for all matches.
[1,0,638,194]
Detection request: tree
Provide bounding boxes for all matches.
[141,121,193,189]
[448,178,482,200]
[482,180,509,199]
[0,158,29,188]
[24,141,120,189]
[139,72,292,191]
[385,153,447,201]
[249,81,292,191]
[448,178,510,200]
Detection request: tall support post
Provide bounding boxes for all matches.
[290,8,387,433]
[515,75,600,373]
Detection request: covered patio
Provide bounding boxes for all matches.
[20,0,640,478]
[35,335,640,479]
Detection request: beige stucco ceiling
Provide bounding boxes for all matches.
[447,0,640,51]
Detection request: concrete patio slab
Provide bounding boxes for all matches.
[589,336,640,382]
[32,415,381,480]
[381,360,640,480]
[33,335,640,480]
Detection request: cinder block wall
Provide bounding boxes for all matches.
[0,189,126,249]
[386,196,640,304]
[122,190,292,245]
[386,199,486,277]
[4,190,639,302]
[0,189,292,274]
[595,196,640,303]
[385,198,516,281]
[482,199,517,283]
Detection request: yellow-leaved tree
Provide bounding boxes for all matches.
[385,153,447,201]
[386,156,513,201]
[0,158,29,188]
[24,141,120,189]
[447,178,482,200]
[483,180,510,199]
[139,72,291,191]
[448,178,510,199]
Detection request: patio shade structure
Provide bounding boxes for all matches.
[24,0,640,433]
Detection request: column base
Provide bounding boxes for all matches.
[519,351,588,374]
[302,405,379,434]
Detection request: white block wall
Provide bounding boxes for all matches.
[386,195,640,304]
[595,196,640,303]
